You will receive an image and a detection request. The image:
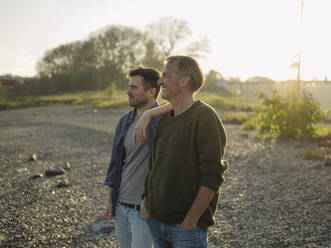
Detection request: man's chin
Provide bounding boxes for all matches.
[128,100,135,107]
[161,93,168,100]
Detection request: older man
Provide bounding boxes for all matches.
[140,56,228,248]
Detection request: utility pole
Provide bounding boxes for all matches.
[297,0,304,97]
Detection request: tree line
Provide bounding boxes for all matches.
[27,17,210,94]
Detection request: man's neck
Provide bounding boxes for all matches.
[170,94,195,116]
[136,101,156,117]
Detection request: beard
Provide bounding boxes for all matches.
[128,96,149,109]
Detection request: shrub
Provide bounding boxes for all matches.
[303,147,325,160]
[241,118,259,130]
[256,89,326,138]
[0,83,7,103]
[106,84,117,97]
[223,112,249,124]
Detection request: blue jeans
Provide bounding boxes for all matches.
[146,216,207,248]
[114,203,153,248]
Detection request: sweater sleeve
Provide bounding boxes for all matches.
[196,108,227,192]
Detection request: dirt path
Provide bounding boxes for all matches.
[0,106,330,248]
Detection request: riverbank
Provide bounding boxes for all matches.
[0,106,330,247]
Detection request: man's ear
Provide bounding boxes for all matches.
[148,87,156,98]
[179,76,190,88]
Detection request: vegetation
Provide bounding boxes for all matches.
[0,84,6,103]
[241,118,259,130]
[20,17,210,95]
[106,84,117,97]
[255,89,327,138]
[0,90,258,111]
[196,92,258,111]
[303,147,326,160]
[222,112,250,124]
[201,70,236,97]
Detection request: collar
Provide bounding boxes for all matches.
[127,101,159,123]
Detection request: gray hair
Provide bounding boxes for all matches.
[166,55,205,92]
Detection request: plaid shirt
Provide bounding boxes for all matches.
[104,102,160,212]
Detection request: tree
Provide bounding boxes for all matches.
[91,25,145,89]
[183,37,211,59]
[142,17,210,70]
[204,70,223,89]
[36,41,82,78]
[145,17,191,57]
[141,40,164,70]
[228,77,242,83]
[36,25,144,91]
[34,19,210,93]
[36,41,85,92]
[247,76,275,84]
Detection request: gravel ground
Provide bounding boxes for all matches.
[0,105,330,248]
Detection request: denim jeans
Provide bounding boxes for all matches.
[114,203,153,248]
[146,216,207,248]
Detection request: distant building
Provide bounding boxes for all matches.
[216,79,228,87]
[0,76,17,89]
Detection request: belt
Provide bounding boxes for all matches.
[119,201,141,211]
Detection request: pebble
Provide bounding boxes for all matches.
[45,168,66,177]
[91,217,115,234]
[57,178,70,188]
[324,158,331,167]
[64,161,71,170]
[17,168,27,173]
[29,153,38,161]
[29,174,43,180]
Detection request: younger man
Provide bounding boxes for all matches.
[104,66,161,248]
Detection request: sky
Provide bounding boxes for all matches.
[0,0,330,81]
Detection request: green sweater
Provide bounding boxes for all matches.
[143,100,227,232]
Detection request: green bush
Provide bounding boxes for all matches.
[106,84,117,97]
[223,112,249,124]
[241,118,259,130]
[0,83,7,103]
[256,89,326,138]
[303,147,325,160]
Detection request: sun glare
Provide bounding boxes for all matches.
[201,0,330,81]
[0,0,330,80]
[299,0,331,80]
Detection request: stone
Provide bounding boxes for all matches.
[57,178,70,188]
[29,174,43,180]
[324,158,331,167]
[64,161,71,170]
[91,217,114,234]
[45,168,65,177]
[29,153,37,161]
[17,168,27,173]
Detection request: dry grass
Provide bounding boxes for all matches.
[1,90,259,111]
